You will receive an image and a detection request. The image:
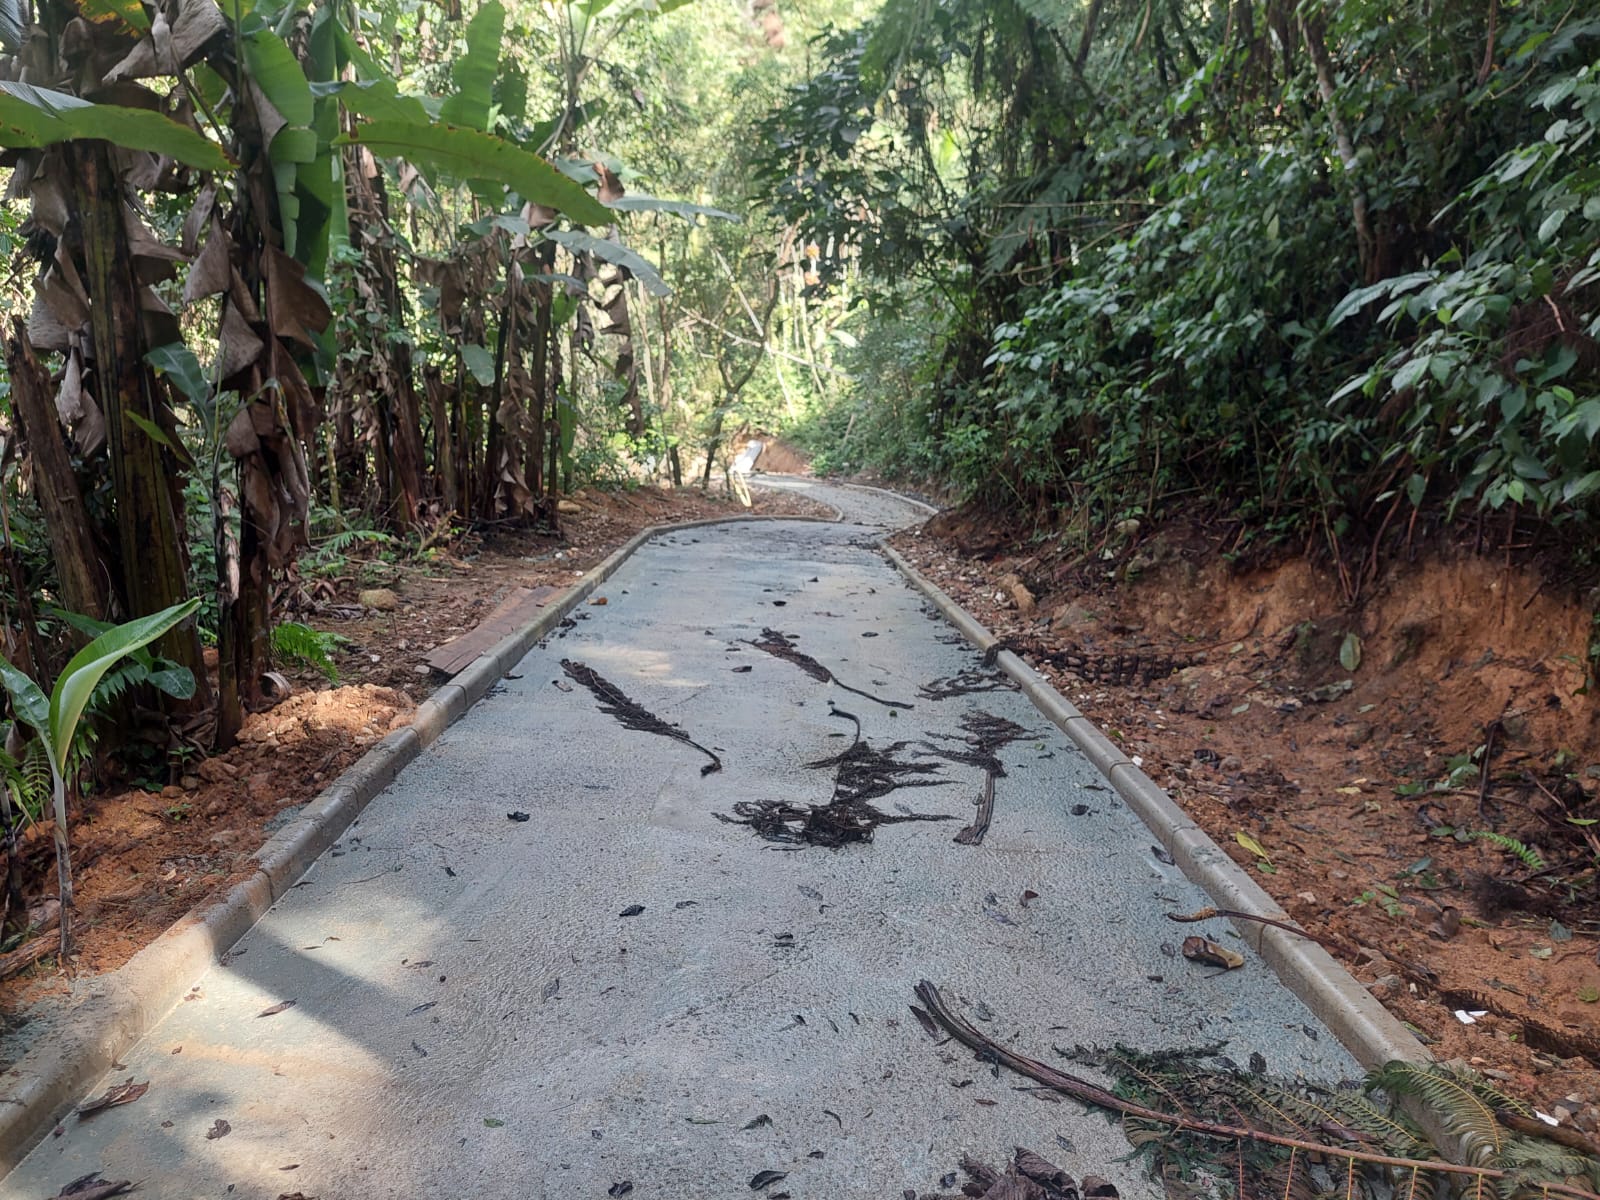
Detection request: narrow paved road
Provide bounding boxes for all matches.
[3,481,1356,1198]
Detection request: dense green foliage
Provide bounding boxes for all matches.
[770,1,1600,558]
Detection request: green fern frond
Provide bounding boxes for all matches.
[1251,1081,1430,1160]
[1501,1136,1600,1186]
[1367,1061,1509,1166]
[1467,830,1545,871]
[271,621,347,682]
[17,738,52,825]
[1467,1076,1536,1121]
[311,528,394,563]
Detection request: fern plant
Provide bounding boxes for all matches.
[1370,1061,1600,1197]
[303,528,395,578]
[1065,1043,1600,1200]
[1467,830,1547,872]
[49,608,197,718]
[271,622,349,682]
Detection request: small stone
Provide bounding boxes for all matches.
[247,772,275,803]
[180,775,200,791]
[415,664,432,675]
[1051,602,1093,631]
[998,573,1035,615]
[1369,974,1402,1001]
[557,499,582,514]
[1306,679,1354,703]
[197,759,236,784]
[359,587,400,612]
[161,785,183,800]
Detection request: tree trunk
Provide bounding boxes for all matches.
[5,320,108,622]
[67,143,207,692]
[525,278,552,506]
[425,365,458,515]
[1300,6,1376,282]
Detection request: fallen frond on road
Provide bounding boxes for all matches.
[560,660,722,775]
[911,980,1600,1200]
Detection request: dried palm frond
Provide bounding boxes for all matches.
[560,659,721,775]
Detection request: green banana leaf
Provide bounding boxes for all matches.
[341,119,609,225]
[440,1,504,133]
[0,82,229,171]
[48,598,200,776]
[547,228,670,296]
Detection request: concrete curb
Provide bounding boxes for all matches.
[0,507,839,1173]
[879,542,1430,1074]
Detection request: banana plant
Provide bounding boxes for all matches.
[0,598,201,959]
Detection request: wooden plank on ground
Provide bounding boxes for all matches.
[421,584,562,677]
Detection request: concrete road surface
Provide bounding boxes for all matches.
[1,480,1357,1199]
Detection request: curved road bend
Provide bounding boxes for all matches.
[1,479,1356,1199]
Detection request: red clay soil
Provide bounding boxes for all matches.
[0,484,830,1038]
[892,511,1600,1129]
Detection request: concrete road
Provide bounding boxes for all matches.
[1,481,1356,1199]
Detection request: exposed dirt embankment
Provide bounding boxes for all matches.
[893,512,1600,1125]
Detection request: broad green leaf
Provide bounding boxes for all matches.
[1234,831,1271,864]
[271,125,319,165]
[460,343,496,386]
[0,83,230,171]
[243,29,315,129]
[1339,632,1362,672]
[342,120,609,225]
[331,19,389,82]
[0,657,50,742]
[125,410,179,453]
[439,1,504,133]
[146,343,212,406]
[1391,356,1430,393]
[321,80,432,126]
[145,663,196,700]
[48,599,200,776]
[608,194,741,223]
[72,0,149,31]
[547,228,669,296]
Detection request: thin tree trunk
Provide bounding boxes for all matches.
[425,365,458,515]
[525,277,551,506]
[5,320,108,622]
[68,143,207,692]
[1300,6,1376,281]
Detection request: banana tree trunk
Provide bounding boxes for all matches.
[4,319,108,624]
[67,143,207,694]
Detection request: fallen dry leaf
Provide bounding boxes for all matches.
[49,1175,134,1199]
[1181,935,1245,970]
[206,1118,232,1139]
[76,1078,148,1118]
[257,999,297,1018]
